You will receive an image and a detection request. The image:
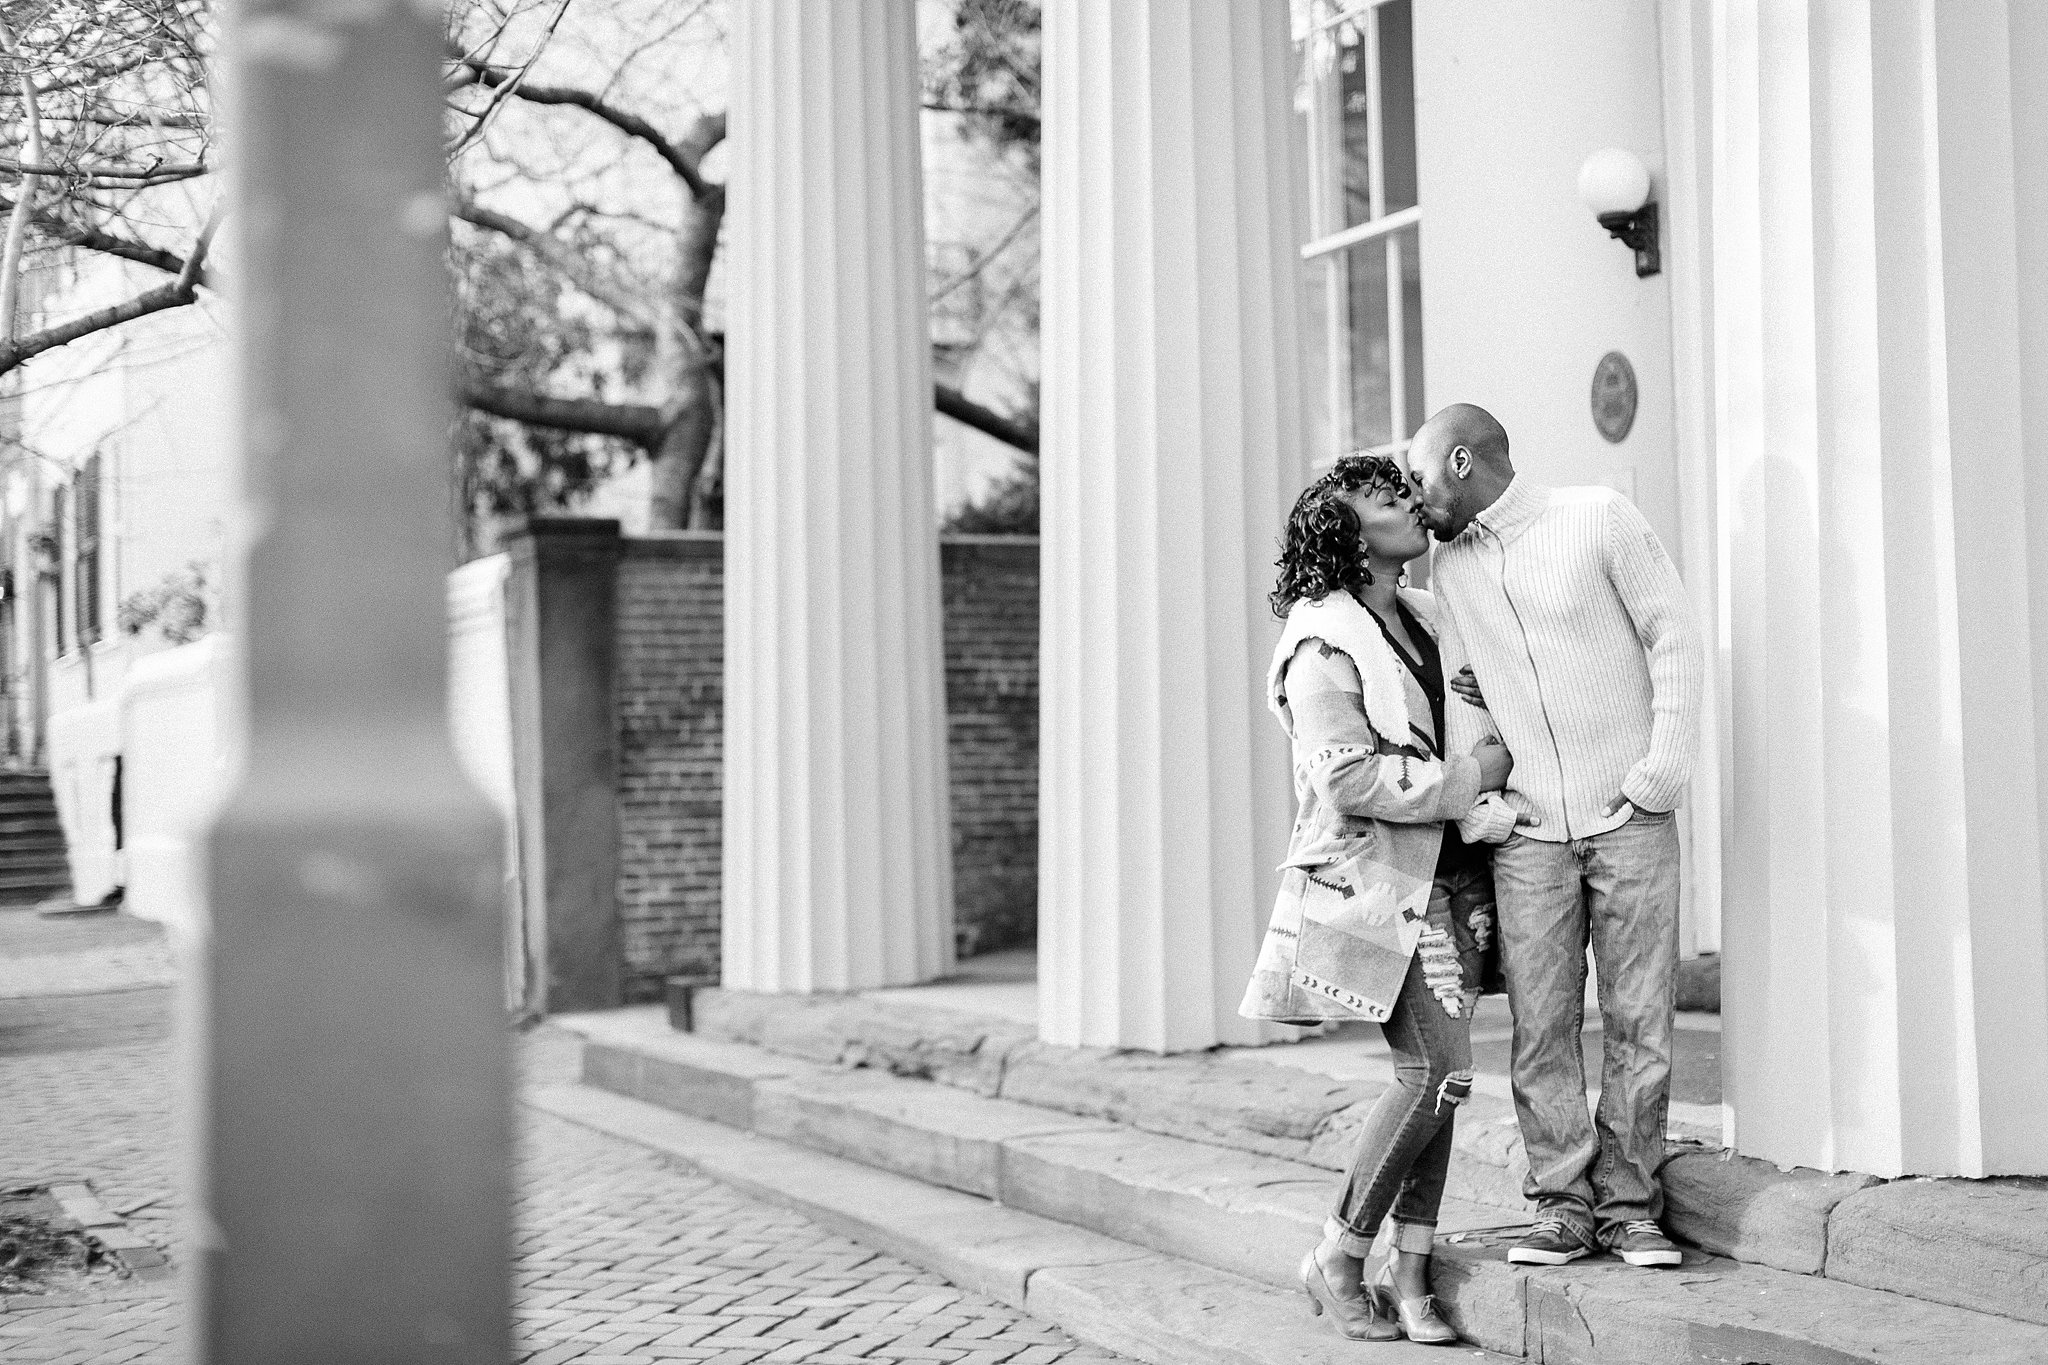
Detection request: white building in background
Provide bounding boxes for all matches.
[1,252,232,904]
[721,0,2048,1183]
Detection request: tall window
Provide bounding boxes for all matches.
[49,483,69,656]
[1297,0,1424,463]
[75,454,102,647]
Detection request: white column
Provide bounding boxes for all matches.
[722,0,953,993]
[1659,0,1728,959]
[1037,1,1305,1052]
[1714,0,2048,1177]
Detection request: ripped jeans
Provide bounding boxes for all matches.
[1327,937,1475,1258]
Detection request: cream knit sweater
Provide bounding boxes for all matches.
[1433,477,1703,842]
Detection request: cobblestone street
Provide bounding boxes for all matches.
[0,912,1129,1364]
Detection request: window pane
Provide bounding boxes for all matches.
[51,486,68,656]
[1398,225,1424,439]
[1306,223,1426,456]
[1299,253,1341,463]
[1343,243,1394,450]
[1337,22,1374,228]
[77,457,100,646]
[1297,21,1350,238]
[1378,1,1418,215]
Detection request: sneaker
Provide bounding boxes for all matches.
[1506,1215,1595,1266]
[1607,1220,1683,1267]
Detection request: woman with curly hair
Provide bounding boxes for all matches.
[1240,453,1520,1345]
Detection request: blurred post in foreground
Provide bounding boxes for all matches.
[194,1,510,1361]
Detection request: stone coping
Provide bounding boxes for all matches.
[679,985,2048,1326]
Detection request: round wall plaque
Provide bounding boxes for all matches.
[1591,351,1637,444]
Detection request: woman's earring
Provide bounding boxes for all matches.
[1398,569,1410,589]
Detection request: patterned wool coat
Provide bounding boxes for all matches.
[1239,589,1514,1026]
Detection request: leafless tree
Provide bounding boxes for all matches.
[0,0,217,374]
[0,0,1040,542]
[444,0,1039,535]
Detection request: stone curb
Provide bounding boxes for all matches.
[522,1080,1512,1365]
[555,1010,2048,1363]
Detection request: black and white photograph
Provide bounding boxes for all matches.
[0,1,2042,1362]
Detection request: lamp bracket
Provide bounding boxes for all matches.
[1597,201,1661,278]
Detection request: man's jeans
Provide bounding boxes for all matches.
[1492,810,1680,1242]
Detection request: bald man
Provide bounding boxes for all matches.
[1406,403,1703,1270]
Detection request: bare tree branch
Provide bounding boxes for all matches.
[174,200,224,291]
[32,49,155,95]
[0,12,45,343]
[445,0,574,162]
[936,384,1037,454]
[921,101,1040,126]
[457,368,665,444]
[0,193,222,375]
[930,202,1037,305]
[452,58,712,198]
[0,156,208,183]
[459,368,1035,458]
[32,216,210,286]
[0,276,196,376]
[453,196,656,329]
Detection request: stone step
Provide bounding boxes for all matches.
[0,870,72,896]
[559,1008,2048,1364]
[0,813,62,832]
[0,849,72,870]
[682,987,1882,1276]
[524,1078,1517,1365]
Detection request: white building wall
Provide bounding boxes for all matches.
[19,253,235,898]
[1412,0,1678,545]
[120,636,227,932]
[1409,0,1722,954]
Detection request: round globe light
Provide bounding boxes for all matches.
[1578,148,1651,217]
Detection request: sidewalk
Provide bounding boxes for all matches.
[0,909,1136,1365]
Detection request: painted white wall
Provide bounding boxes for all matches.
[22,255,232,634]
[446,553,526,1011]
[120,636,226,931]
[46,691,120,904]
[1409,0,1724,955]
[1412,0,1678,552]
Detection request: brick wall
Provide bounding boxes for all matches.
[614,534,725,1001]
[610,533,1039,1002]
[938,538,1039,958]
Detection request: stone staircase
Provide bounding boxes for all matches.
[541,999,2048,1365]
[0,770,73,906]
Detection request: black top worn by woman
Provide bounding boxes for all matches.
[1371,597,1487,875]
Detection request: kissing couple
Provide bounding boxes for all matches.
[1240,403,1704,1345]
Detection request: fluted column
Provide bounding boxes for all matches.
[721,0,953,992]
[1037,1,1305,1051]
[1713,0,2048,1176]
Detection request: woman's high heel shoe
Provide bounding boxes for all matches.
[1300,1250,1402,1341]
[1373,1258,1460,1345]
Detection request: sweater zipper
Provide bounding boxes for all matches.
[1487,526,1573,840]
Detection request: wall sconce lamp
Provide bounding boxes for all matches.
[1578,148,1660,277]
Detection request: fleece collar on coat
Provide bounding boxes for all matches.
[1270,587,1438,753]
